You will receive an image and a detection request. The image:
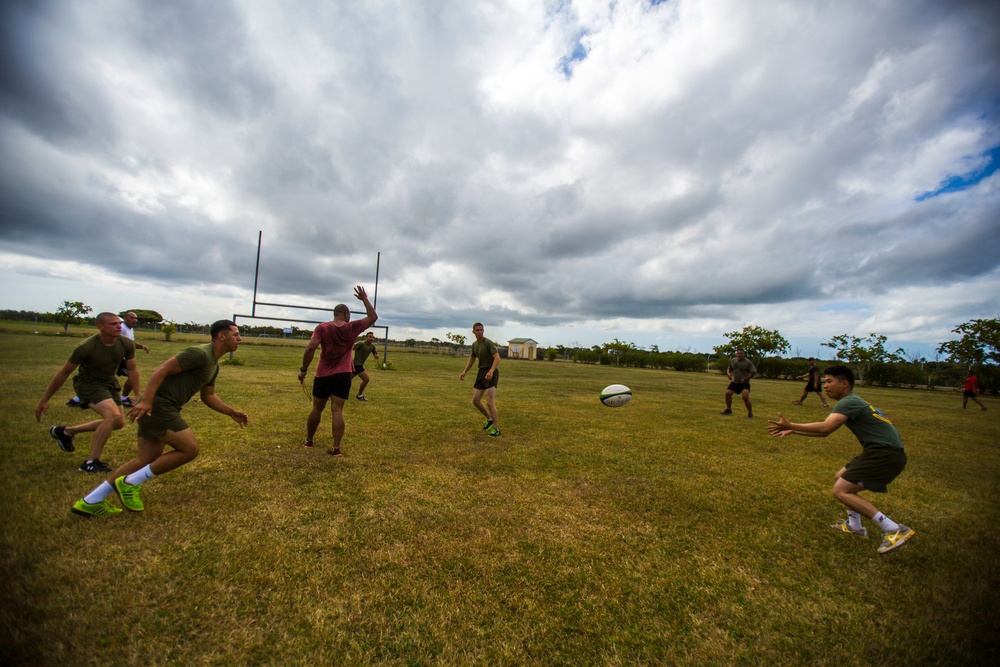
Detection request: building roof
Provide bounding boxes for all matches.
[507,338,538,344]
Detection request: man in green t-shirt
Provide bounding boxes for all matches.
[351,331,380,401]
[767,365,915,554]
[70,320,248,517]
[721,349,757,418]
[35,312,140,474]
[460,322,501,437]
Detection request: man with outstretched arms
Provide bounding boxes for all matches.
[460,322,501,437]
[352,331,380,401]
[767,365,916,554]
[70,319,248,517]
[36,312,140,473]
[298,286,378,456]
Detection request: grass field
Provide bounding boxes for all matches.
[1,329,998,665]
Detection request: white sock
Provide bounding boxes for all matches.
[872,512,900,533]
[847,511,863,531]
[84,481,115,504]
[124,465,155,486]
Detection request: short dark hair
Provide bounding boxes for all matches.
[473,322,484,329]
[96,312,118,324]
[333,304,350,316]
[824,365,855,388]
[210,320,238,339]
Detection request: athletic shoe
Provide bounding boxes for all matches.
[79,459,113,474]
[830,520,868,538]
[487,427,501,437]
[66,397,82,408]
[720,409,733,415]
[71,499,122,517]
[328,447,342,457]
[49,426,75,452]
[483,419,493,431]
[302,439,314,448]
[114,475,144,512]
[356,395,367,402]
[121,397,134,408]
[746,414,754,419]
[877,525,915,554]
[822,404,830,408]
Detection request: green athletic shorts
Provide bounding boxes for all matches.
[136,407,189,439]
[72,376,122,406]
[842,447,907,493]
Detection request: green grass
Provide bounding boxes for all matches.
[1,331,998,665]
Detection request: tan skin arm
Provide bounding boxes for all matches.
[35,361,79,421]
[767,412,849,438]
[200,385,248,426]
[128,357,184,422]
[298,338,321,384]
[125,357,142,398]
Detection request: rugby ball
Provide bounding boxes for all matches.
[600,384,632,407]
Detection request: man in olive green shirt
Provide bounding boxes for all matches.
[460,322,501,437]
[352,331,379,401]
[71,320,248,517]
[767,365,915,555]
[36,312,140,473]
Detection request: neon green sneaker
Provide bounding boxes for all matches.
[114,476,144,512]
[482,419,493,431]
[877,525,915,554]
[487,426,502,437]
[830,519,868,538]
[71,499,122,517]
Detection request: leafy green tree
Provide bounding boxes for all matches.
[714,325,790,361]
[822,333,905,384]
[937,317,1000,366]
[161,321,177,341]
[54,300,92,334]
[601,338,638,366]
[121,308,164,325]
[446,332,467,353]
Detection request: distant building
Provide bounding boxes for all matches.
[507,338,538,360]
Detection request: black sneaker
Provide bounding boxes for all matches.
[328,447,342,457]
[747,414,754,419]
[720,409,733,415]
[121,397,134,408]
[66,398,82,408]
[50,426,75,452]
[79,459,113,474]
[356,395,368,402]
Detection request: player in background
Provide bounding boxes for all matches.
[70,319,247,516]
[721,349,756,419]
[352,331,380,401]
[36,312,140,473]
[792,357,829,408]
[962,370,987,410]
[298,286,378,455]
[767,365,915,554]
[460,322,501,437]
[118,311,150,407]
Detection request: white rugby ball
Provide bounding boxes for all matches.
[600,384,632,407]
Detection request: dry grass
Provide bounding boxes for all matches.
[1,331,998,665]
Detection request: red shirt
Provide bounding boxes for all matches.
[312,320,369,377]
[964,376,979,393]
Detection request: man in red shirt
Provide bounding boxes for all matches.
[298,286,378,456]
[962,371,987,411]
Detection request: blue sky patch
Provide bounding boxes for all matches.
[559,32,590,78]
[915,144,1000,201]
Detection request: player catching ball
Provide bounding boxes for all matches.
[767,365,916,554]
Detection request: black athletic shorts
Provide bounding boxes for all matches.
[963,390,976,398]
[805,383,822,393]
[313,372,352,400]
[353,364,366,377]
[727,381,750,393]
[842,447,907,493]
[474,367,499,391]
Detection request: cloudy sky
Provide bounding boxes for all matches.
[2,0,998,357]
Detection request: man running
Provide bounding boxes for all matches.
[767,365,916,554]
[352,331,380,401]
[792,357,829,408]
[460,322,501,437]
[70,319,248,516]
[36,312,140,473]
[298,286,378,455]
